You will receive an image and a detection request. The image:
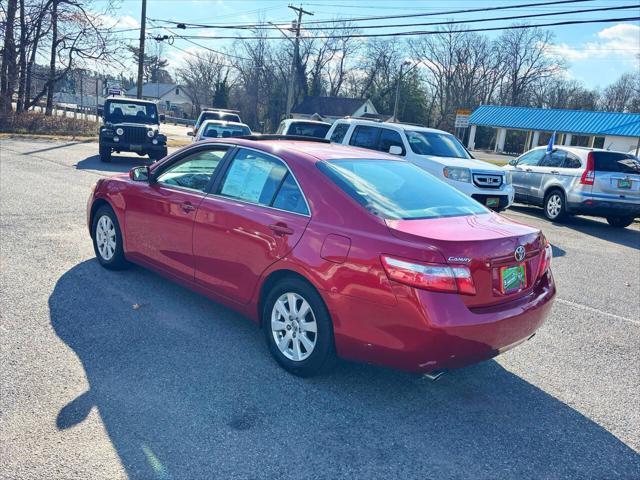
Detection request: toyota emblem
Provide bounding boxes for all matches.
[514,246,526,262]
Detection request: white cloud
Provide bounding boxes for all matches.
[97,13,140,30]
[546,23,640,64]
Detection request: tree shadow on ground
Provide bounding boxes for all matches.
[50,260,640,479]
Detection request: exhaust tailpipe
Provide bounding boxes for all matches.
[423,370,446,381]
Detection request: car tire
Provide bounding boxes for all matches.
[606,216,634,228]
[99,146,111,163]
[151,148,167,161]
[262,278,336,377]
[92,205,130,270]
[544,190,566,222]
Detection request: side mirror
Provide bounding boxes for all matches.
[129,165,150,182]
[159,114,166,122]
[508,159,518,166]
[388,145,403,155]
[187,130,194,136]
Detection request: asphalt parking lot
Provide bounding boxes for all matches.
[1,138,639,480]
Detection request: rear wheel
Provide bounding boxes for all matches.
[92,205,130,270]
[262,278,336,377]
[99,146,111,163]
[606,216,634,228]
[544,190,566,222]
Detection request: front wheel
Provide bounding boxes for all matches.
[544,190,566,222]
[92,205,130,270]
[150,147,167,161]
[263,278,336,377]
[606,216,634,228]
[99,146,111,163]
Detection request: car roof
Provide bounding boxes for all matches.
[107,97,156,105]
[333,117,448,135]
[198,138,400,163]
[200,119,249,128]
[529,145,631,156]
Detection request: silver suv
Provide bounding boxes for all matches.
[503,146,640,228]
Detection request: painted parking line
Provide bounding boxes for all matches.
[557,298,640,326]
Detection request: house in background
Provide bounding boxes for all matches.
[125,83,193,117]
[292,96,385,123]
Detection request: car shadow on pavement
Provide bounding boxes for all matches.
[510,204,640,250]
[50,260,640,479]
[75,154,152,174]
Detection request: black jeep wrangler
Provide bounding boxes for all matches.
[99,98,168,162]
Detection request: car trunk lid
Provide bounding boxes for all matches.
[385,213,544,308]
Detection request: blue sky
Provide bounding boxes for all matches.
[97,0,640,89]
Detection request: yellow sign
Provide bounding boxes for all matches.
[456,109,472,115]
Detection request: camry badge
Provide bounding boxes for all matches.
[514,246,526,262]
[448,256,471,263]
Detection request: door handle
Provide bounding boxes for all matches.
[269,223,294,236]
[550,170,560,174]
[180,201,196,213]
[525,168,533,172]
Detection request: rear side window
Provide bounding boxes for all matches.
[287,122,330,138]
[349,126,380,150]
[330,123,350,143]
[540,150,566,167]
[593,152,640,174]
[318,159,487,220]
[219,149,308,214]
[564,154,582,169]
[379,129,405,155]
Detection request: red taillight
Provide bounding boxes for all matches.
[580,151,595,185]
[537,238,553,279]
[380,255,476,295]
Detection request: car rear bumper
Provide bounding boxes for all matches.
[327,271,555,373]
[568,199,640,218]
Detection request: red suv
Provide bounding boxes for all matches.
[87,137,555,377]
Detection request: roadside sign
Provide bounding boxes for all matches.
[107,81,122,96]
[455,109,472,128]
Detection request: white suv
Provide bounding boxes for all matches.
[326,119,515,210]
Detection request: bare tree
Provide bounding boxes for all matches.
[176,50,233,115]
[0,0,18,113]
[600,72,640,113]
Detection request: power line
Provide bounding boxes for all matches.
[150,4,640,32]
[165,16,640,40]
[149,0,598,29]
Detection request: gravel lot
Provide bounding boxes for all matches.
[1,138,639,480]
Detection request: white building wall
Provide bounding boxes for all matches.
[603,135,639,153]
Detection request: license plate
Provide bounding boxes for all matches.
[617,178,632,189]
[500,264,526,294]
[130,144,142,151]
[486,197,500,207]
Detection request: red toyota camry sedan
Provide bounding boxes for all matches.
[87,137,555,377]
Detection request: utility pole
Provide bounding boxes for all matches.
[136,0,147,99]
[392,61,411,123]
[285,4,313,118]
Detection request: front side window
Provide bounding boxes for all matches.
[219,149,308,215]
[379,129,405,155]
[405,131,470,159]
[318,159,487,220]
[517,149,545,166]
[156,148,228,192]
[330,123,350,143]
[349,126,380,150]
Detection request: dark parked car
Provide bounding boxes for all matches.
[99,98,167,163]
[88,137,555,377]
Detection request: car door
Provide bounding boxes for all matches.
[193,147,311,304]
[510,149,546,202]
[124,145,230,281]
[348,125,382,152]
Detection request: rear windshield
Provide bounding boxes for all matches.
[202,123,251,138]
[593,152,640,174]
[287,122,330,138]
[405,131,471,159]
[318,159,488,220]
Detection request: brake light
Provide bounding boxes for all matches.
[380,255,476,295]
[580,151,595,185]
[537,238,553,279]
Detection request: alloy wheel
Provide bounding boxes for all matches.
[271,292,318,362]
[95,214,117,261]
[546,194,562,219]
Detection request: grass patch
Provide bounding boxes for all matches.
[0,111,98,138]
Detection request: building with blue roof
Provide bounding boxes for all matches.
[467,105,640,155]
